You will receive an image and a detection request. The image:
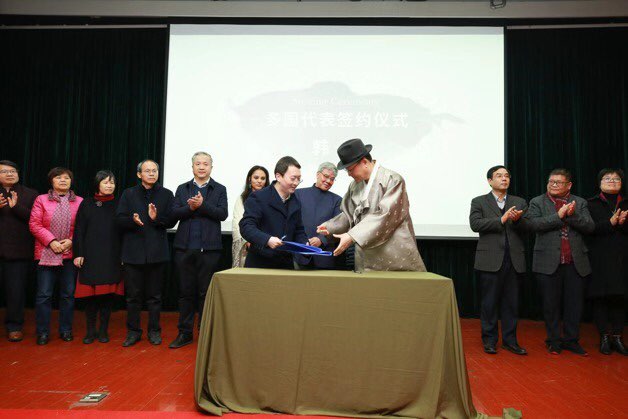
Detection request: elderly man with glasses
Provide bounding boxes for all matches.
[239,156,308,269]
[116,159,175,347]
[294,162,344,269]
[524,168,594,356]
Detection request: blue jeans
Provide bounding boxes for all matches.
[35,260,76,335]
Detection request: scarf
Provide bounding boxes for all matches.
[94,193,115,202]
[39,190,74,266]
[547,192,572,265]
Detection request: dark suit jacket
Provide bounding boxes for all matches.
[0,184,38,260]
[524,193,594,276]
[116,183,175,264]
[469,192,528,273]
[294,185,342,269]
[171,179,228,251]
[239,182,307,269]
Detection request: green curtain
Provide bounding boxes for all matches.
[0,28,168,196]
[1,26,627,318]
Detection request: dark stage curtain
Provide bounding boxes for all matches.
[2,27,627,320]
[0,28,168,195]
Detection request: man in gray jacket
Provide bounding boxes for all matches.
[470,165,528,355]
[525,168,594,356]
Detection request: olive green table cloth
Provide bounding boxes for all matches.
[195,268,481,418]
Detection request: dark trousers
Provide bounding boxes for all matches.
[35,260,76,335]
[536,263,585,345]
[124,263,165,337]
[1,259,31,332]
[174,249,221,335]
[84,294,114,336]
[478,254,519,346]
[592,296,626,335]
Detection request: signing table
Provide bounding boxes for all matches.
[195,268,480,419]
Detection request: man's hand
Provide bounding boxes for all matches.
[501,206,517,224]
[267,236,283,249]
[0,195,7,209]
[49,240,65,254]
[557,203,570,219]
[6,191,18,208]
[73,257,84,268]
[509,208,524,222]
[148,203,157,220]
[619,210,628,225]
[316,225,330,236]
[187,192,203,211]
[308,237,323,248]
[133,213,144,226]
[566,201,576,216]
[332,233,354,256]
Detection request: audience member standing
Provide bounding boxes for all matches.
[30,167,83,345]
[169,152,227,349]
[0,160,37,342]
[116,160,174,347]
[73,170,123,344]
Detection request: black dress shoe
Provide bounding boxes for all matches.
[611,335,628,355]
[502,343,528,355]
[168,333,193,349]
[98,331,110,343]
[561,341,588,356]
[600,334,612,355]
[148,331,162,345]
[60,332,73,342]
[122,334,141,347]
[37,334,49,345]
[83,335,96,344]
[547,343,562,355]
[483,343,497,354]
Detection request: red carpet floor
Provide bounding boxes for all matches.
[0,309,626,418]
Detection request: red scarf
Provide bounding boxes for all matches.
[598,192,623,210]
[94,193,114,202]
[547,192,572,265]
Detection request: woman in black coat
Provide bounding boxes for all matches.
[73,171,123,344]
[587,168,628,355]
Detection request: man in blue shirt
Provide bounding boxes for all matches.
[295,162,343,269]
[169,152,228,348]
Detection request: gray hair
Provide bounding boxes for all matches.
[192,151,213,165]
[136,159,160,173]
[317,162,338,177]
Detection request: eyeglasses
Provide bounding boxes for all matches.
[548,180,570,186]
[142,169,158,174]
[287,176,303,185]
[601,177,622,183]
[0,170,17,175]
[320,173,336,182]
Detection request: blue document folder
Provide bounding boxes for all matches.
[278,240,333,256]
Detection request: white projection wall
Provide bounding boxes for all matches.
[164,25,504,237]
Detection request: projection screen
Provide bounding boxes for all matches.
[164,25,504,238]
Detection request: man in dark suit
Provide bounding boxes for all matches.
[470,165,528,355]
[294,162,343,269]
[0,160,37,342]
[525,168,594,356]
[116,159,175,347]
[239,156,308,269]
[168,152,227,349]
